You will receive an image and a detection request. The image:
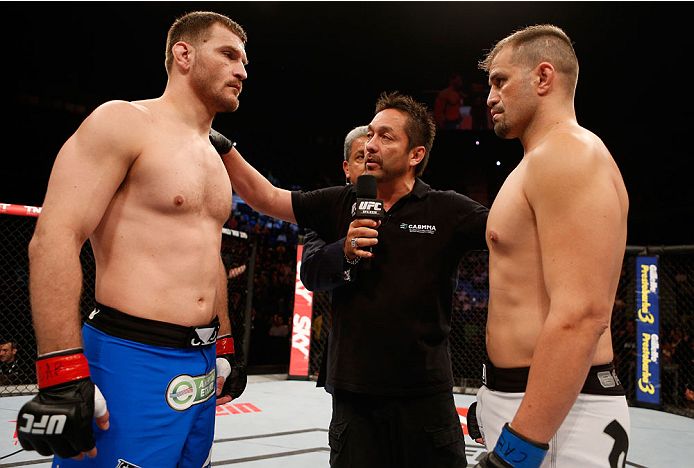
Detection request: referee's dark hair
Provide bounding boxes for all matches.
[375,91,436,177]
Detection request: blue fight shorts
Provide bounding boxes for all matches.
[52,303,220,468]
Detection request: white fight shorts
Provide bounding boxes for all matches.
[476,362,630,468]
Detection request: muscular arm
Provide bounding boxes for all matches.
[511,132,627,443]
[220,147,296,224]
[28,101,143,354]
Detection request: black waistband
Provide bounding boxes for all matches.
[483,361,625,396]
[86,302,220,349]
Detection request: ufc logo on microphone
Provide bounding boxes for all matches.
[358,201,382,211]
[18,414,67,435]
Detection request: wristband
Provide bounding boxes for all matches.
[36,350,90,389]
[216,334,235,355]
[493,423,548,468]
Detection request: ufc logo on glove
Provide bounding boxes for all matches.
[18,414,68,435]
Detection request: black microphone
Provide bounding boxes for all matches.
[354,175,385,269]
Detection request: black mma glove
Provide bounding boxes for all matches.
[467,401,483,441]
[209,128,235,155]
[216,335,247,400]
[474,423,548,468]
[17,349,107,459]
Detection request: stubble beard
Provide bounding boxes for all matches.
[370,160,408,184]
[191,67,240,114]
[493,118,510,139]
[208,85,240,113]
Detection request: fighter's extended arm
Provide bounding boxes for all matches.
[20,100,143,459]
[512,134,625,442]
[212,131,296,224]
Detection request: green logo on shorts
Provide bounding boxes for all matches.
[166,368,216,411]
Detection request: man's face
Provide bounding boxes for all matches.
[487,46,534,139]
[364,109,413,183]
[0,343,15,363]
[343,136,368,184]
[190,24,248,113]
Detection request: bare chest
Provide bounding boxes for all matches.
[486,163,536,254]
[122,135,232,223]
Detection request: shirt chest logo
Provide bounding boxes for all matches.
[399,223,437,234]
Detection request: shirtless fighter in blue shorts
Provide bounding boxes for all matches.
[17,11,248,467]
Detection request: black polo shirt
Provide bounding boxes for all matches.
[292,178,488,396]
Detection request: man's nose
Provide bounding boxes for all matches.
[234,64,247,81]
[365,136,378,153]
[487,88,499,108]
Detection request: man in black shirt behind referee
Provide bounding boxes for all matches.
[216,91,488,467]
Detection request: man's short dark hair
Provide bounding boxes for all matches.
[165,11,247,74]
[1,339,17,350]
[479,24,578,97]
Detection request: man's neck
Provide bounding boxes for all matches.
[520,102,577,153]
[159,81,216,134]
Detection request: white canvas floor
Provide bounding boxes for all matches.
[1,375,692,467]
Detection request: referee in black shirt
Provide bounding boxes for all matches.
[217,91,489,467]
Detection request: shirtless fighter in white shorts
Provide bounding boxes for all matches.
[469,25,630,468]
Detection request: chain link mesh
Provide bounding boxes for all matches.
[0,210,253,395]
[308,249,694,418]
[0,213,35,393]
[3,209,693,418]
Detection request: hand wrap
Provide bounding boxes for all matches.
[17,349,106,459]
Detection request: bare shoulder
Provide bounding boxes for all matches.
[86,99,152,124]
[525,124,614,184]
[39,100,156,229]
[74,100,152,155]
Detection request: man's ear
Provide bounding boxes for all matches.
[409,146,425,168]
[171,41,194,73]
[535,62,555,96]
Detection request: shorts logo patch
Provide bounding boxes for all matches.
[190,326,218,346]
[597,369,622,389]
[116,460,142,468]
[166,368,216,411]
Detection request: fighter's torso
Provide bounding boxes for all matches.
[485,135,628,368]
[485,160,547,367]
[90,102,232,326]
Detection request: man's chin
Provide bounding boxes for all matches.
[493,123,510,139]
[223,101,240,113]
[215,96,240,113]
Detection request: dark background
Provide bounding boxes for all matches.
[3,1,692,245]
